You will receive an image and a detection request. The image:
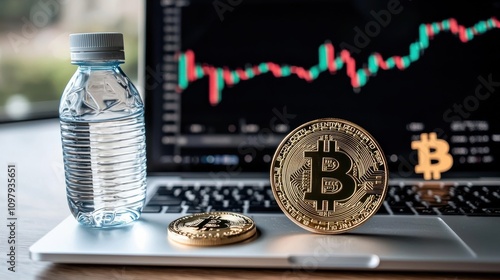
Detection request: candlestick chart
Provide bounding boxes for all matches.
[177,17,500,106]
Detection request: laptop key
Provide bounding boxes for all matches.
[187,206,208,213]
[211,207,243,213]
[387,197,407,207]
[147,195,182,206]
[165,206,183,213]
[184,199,201,206]
[437,206,463,215]
[414,206,438,215]
[226,200,244,207]
[390,206,415,215]
[462,208,489,216]
[142,205,162,213]
[483,208,500,216]
[156,186,174,195]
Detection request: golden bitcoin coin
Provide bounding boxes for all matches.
[270,118,388,234]
[167,212,257,246]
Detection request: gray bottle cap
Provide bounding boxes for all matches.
[70,32,125,62]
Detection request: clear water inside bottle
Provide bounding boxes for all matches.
[59,63,147,228]
[60,113,146,227]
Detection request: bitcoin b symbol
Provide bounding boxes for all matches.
[411,132,453,180]
[304,139,356,211]
[190,216,231,231]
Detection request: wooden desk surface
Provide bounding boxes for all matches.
[0,119,499,280]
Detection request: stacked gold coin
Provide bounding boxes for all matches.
[168,212,256,246]
[270,118,388,234]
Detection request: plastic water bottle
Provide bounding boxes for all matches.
[59,32,147,228]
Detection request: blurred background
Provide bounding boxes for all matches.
[0,0,141,122]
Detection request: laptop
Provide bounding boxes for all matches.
[30,0,500,272]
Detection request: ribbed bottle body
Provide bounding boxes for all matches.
[60,113,146,227]
[59,61,147,228]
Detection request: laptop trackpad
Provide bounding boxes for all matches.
[256,215,475,268]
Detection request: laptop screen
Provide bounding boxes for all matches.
[144,0,500,179]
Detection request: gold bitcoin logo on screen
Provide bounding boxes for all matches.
[411,132,453,180]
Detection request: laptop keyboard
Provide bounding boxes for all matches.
[143,183,500,216]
